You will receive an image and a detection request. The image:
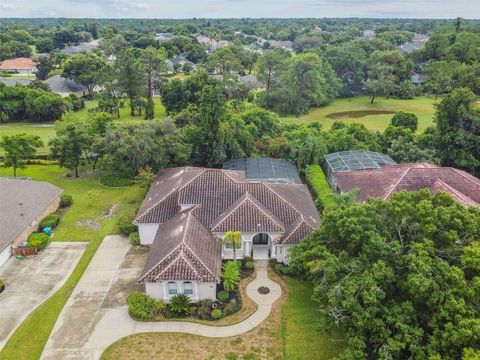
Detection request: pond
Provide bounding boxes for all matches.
[326,110,396,119]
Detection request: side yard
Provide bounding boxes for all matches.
[0,165,145,360]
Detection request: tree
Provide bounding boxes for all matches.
[50,118,91,177]
[435,88,480,175]
[390,111,419,132]
[114,49,146,116]
[140,47,167,119]
[208,47,239,90]
[96,64,121,118]
[63,53,105,96]
[365,65,396,103]
[258,48,290,108]
[290,190,480,360]
[223,231,242,262]
[35,56,53,81]
[424,60,460,99]
[0,134,43,176]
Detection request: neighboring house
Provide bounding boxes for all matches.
[237,74,264,90]
[0,57,36,75]
[411,72,427,86]
[135,164,319,302]
[154,33,174,43]
[44,75,85,97]
[398,34,429,54]
[333,163,480,207]
[362,29,376,40]
[0,178,62,267]
[269,40,293,51]
[61,39,101,56]
[166,54,196,74]
[0,77,33,86]
[324,151,397,189]
[223,158,301,184]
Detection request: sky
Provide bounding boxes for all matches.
[0,0,479,19]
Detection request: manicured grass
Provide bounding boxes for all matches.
[280,96,440,132]
[0,123,55,156]
[281,277,345,360]
[0,98,166,156]
[0,165,145,360]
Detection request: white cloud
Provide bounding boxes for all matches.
[1,3,17,9]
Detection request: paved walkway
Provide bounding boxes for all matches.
[0,242,87,351]
[41,236,282,360]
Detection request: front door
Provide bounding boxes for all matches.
[252,233,270,259]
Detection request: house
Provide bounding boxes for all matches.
[135,165,320,302]
[61,39,101,56]
[411,72,427,86]
[269,40,293,51]
[237,74,264,90]
[0,77,33,86]
[332,163,480,207]
[44,75,85,97]
[362,29,376,40]
[154,33,174,43]
[0,178,62,267]
[166,55,196,74]
[0,57,36,75]
[324,150,397,189]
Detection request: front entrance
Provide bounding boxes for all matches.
[252,233,270,260]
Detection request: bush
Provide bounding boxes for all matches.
[168,294,191,317]
[305,165,335,211]
[100,174,133,187]
[221,261,241,292]
[60,194,73,207]
[245,261,254,270]
[127,292,165,320]
[211,309,223,320]
[40,214,60,229]
[0,279,4,288]
[24,159,59,165]
[27,232,49,250]
[223,299,239,316]
[274,263,285,274]
[218,290,229,302]
[197,299,213,320]
[129,231,140,246]
[118,212,137,235]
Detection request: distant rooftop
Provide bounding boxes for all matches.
[223,158,302,184]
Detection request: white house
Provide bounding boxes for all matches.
[0,57,36,75]
[135,162,320,302]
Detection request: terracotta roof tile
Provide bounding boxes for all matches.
[0,57,35,70]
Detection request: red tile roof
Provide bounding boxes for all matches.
[334,163,480,206]
[136,166,320,282]
[0,57,35,70]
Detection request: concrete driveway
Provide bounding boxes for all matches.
[42,235,147,360]
[0,242,87,350]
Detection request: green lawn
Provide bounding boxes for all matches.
[0,98,166,156]
[280,96,440,132]
[281,277,345,360]
[0,165,145,360]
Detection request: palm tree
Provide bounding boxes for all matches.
[223,231,242,262]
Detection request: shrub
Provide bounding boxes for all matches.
[100,174,133,187]
[40,214,60,229]
[211,309,223,320]
[129,231,140,246]
[24,159,59,165]
[27,232,49,250]
[60,194,73,207]
[391,111,419,132]
[223,299,239,316]
[305,165,335,211]
[0,279,4,288]
[245,261,254,270]
[218,290,229,302]
[168,294,191,317]
[197,299,213,320]
[274,263,285,274]
[221,261,240,292]
[118,212,137,235]
[127,292,165,320]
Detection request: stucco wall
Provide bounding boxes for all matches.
[145,280,217,302]
[218,231,283,260]
[138,223,160,245]
[276,244,293,264]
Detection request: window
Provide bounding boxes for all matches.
[183,281,193,295]
[224,239,242,250]
[167,282,178,295]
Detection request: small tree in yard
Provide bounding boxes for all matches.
[223,231,242,262]
[221,261,240,292]
[0,134,43,176]
[50,118,91,177]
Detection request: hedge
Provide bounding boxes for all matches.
[305,165,336,211]
[127,292,165,320]
[60,194,73,207]
[100,174,133,188]
[40,214,60,229]
[27,232,49,250]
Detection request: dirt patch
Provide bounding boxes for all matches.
[75,219,101,231]
[102,202,120,218]
[326,110,395,119]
